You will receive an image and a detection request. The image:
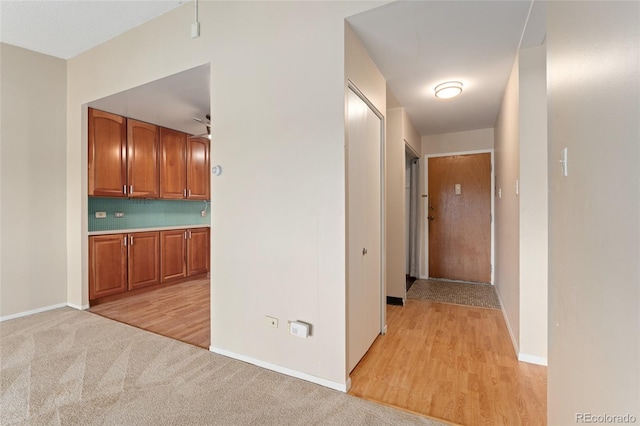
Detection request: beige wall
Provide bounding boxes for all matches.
[0,43,68,318]
[385,108,404,299]
[547,1,640,422]
[66,1,383,388]
[518,45,547,363]
[402,109,421,157]
[493,58,520,349]
[422,128,494,155]
[385,107,420,298]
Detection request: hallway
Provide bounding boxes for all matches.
[348,299,547,425]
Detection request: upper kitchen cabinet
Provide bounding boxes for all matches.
[187,137,210,200]
[160,127,187,199]
[160,129,210,200]
[88,108,127,197]
[88,108,159,198]
[127,119,160,198]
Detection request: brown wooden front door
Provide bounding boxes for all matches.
[428,153,491,283]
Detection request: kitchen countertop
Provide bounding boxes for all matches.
[88,225,210,236]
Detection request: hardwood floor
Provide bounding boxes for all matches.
[348,300,547,426]
[89,277,210,349]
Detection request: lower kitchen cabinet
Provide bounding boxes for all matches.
[90,227,209,302]
[161,227,209,282]
[187,227,209,276]
[89,234,128,300]
[127,232,160,291]
[160,230,187,282]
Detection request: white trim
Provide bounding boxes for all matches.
[424,149,495,284]
[518,353,548,366]
[0,303,67,322]
[67,302,89,311]
[209,346,351,392]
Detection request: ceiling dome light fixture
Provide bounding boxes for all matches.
[434,81,463,99]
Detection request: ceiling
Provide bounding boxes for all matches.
[0,1,545,137]
[89,64,211,136]
[0,0,184,59]
[347,0,544,136]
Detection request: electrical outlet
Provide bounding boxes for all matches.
[114,212,124,218]
[265,316,278,328]
[201,210,207,217]
[95,211,106,219]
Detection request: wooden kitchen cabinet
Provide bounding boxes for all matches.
[160,228,210,282]
[88,108,159,198]
[187,137,210,200]
[187,227,209,276]
[127,231,160,291]
[88,109,127,197]
[160,128,210,200]
[127,119,160,198]
[89,234,128,300]
[160,127,187,199]
[89,231,160,301]
[160,229,187,282]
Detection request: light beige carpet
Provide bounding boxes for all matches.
[407,279,501,310]
[1,308,444,425]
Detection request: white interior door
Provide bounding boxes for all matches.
[347,87,382,373]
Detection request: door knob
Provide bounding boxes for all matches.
[362,248,368,255]
[428,216,435,221]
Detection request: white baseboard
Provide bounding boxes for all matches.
[67,302,89,311]
[494,289,520,356]
[0,302,68,322]
[518,353,548,366]
[209,345,351,392]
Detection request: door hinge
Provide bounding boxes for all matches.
[490,213,493,223]
[490,264,493,273]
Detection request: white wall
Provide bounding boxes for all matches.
[0,43,68,319]
[422,128,494,155]
[546,1,640,422]
[518,45,547,363]
[493,58,520,350]
[66,1,383,388]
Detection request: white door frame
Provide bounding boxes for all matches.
[346,81,386,336]
[423,149,495,284]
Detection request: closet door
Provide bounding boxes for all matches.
[346,88,383,373]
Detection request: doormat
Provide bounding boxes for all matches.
[407,279,501,310]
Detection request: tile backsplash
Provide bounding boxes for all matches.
[89,197,210,232]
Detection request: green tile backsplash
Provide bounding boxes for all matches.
[89,197,210,232]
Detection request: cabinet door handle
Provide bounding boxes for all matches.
[183,189,187,198]
[184,231,188,239]
[124,235,127,246]
[129,235,134,245]
[188,230,192,239]
[123,185,127,195]
[129,185,133,194]
[188,189,191,197]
